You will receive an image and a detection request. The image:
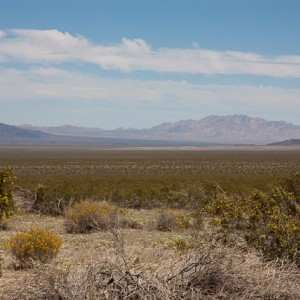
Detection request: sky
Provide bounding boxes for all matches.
[0,0,300,129]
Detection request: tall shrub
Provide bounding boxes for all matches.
[0,167,17,226]
[196,182,300,265]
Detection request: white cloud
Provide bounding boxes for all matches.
[1,29,300,77]
[121,37,151,54]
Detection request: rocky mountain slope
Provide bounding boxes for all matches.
[146,115,300,143]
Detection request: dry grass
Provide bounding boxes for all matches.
[1,244,300,299]
[1,212,300,300]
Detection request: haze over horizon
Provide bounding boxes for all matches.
[1,0,300,129]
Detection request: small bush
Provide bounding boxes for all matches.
[65,201,125,233]
[159,235,194,253]
[0,167,17,226]
[6,227,62,267]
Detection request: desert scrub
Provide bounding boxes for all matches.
[155,209,190,231]
[65,200,126,233]
[6,227,62,267]
[0,166,17,227]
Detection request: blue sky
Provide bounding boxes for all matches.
[1,0,300,128]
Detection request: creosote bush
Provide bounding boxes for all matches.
[0,166,17,227]
[196,178,300,265]
[32,182,80,215]
[6,227,62,267]
[65,200,126,233]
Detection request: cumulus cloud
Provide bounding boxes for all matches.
[0,29,300,77]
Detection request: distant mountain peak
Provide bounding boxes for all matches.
[146,115,300,143]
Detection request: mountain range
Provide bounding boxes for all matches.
[1,115,300,146]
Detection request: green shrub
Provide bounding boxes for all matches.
[242,188,300,264]
[65,201,125,233]
[0,167,17,226]
[281,172,300,200]
[6,227,62,267]
[32,182,80,215]
[196,184,300,265]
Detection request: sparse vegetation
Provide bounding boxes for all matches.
[0,147,299,299]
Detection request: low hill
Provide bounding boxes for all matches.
[0,123,49,143]
[268,139,300,146]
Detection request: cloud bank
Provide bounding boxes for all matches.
[1,29,300,77]
[1,67,299,109]
[1,66,299,126]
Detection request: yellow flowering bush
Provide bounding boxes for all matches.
[6,227,62,267]
[65,201,125,233]
[0,167,17,226]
